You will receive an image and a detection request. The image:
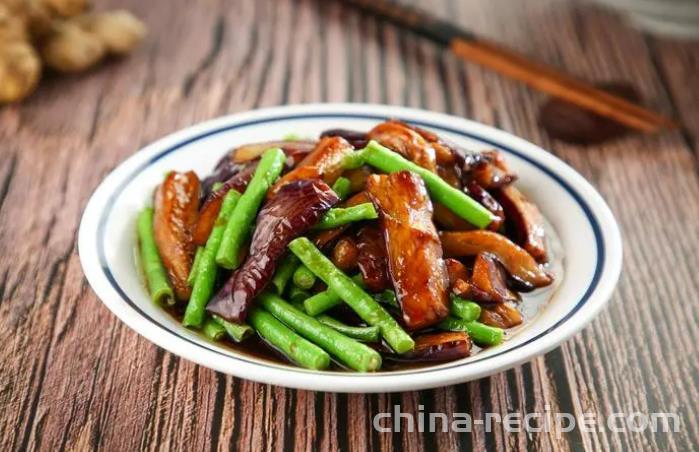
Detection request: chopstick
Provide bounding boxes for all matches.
[340,0,676,133]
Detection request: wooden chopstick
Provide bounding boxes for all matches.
[341,0,676,133]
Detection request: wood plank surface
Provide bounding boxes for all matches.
[1,0,698,450]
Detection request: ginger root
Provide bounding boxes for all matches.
[41,20,105,72]
[0,1,145,103]
[0,41,42,103]
[78,10,146,55]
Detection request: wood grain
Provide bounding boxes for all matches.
[1,0,698,450]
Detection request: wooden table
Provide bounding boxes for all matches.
[2,0,698,450]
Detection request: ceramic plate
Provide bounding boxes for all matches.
[78,104,622,392]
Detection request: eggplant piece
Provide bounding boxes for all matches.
[201,141,313,199]
[269,136,354,197]
[399,332,472,362]
[192,161,258,246]
[464,181,505,231]
[153,171,201,301]
[356,225,390,293]
[331,236,359,272]
[451,279,494,304]
[367,171,450,330]
[207,179,339,322]
[480,302,523,328]
[367,120,438,172]
[320,129,369,149]
[471,252,520,303]
[469,150,517,189]
[445,258,469,286]
[495,185,547,262]
[231,140,316,163]
[433,203,475,231]
[440,230,553,288]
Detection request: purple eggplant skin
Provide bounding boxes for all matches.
[206,179,340,322]
[389,332,472,362]
[201,158,247,200]
[319,129,369,149]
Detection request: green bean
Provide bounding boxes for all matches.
[317,315,380,342]
[313,203,378,230]
[259,293,382,371]
[331,176,352,200]
[374,289,399,309]
[272,254,300,294]
[187,247,204,287]
[288,286,311,305]
[302,274,364,316]
[216,148,287,269]
[450,295,481,322]
[212,315,253,342]
[361,140,494,229]
[183,190,241,328]
[203,317,226,341]
[304,290,341,316]
[292,265,316,290]
[342,150,367,170]
[439,317,504,346]
[249,308,330,370]
[137,207,175,305]
[288,237,414,353]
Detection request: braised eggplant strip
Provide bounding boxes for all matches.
[464,181,505,231]
[469,150,517,189]
[153,171,201,301]
[471,252,520,303]
[397,332,472,362]
[367,120,438,172]
[331,236,359,272]
[367,171,450,330]
[480,302,523,329]
[137,120,560,372]
[270,136,354,196]
[207,179,339,322]
[496,184,547,262]
[320,129,369,149]
[356,225,390,293]
[440,230,553,288]
[231,140,316,163]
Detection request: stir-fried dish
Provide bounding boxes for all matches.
[136,120,556,372]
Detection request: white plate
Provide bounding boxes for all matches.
[78,103,622,393]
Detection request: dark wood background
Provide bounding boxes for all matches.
[1,0,698,450]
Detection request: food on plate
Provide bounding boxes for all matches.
[137,120,556,371]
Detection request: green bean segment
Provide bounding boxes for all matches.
[289,237,414,353]
[317,315,380,342]
[187,247,204,287]
[137,207,175,305]
[331,176,352,200]
[213,315,253,343]
[450,296,482,322]
[272,254,300,294]
[203,317,226,341]
[216,148,287,269]
[259,293,382,371]
[361,140,494,229]
[249,308,330,370]
[292,264,316,290]
[439,317,504,346]
[183,190,241,328]
[314,203,378,230]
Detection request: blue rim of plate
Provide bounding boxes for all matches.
[96,112,604,376]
